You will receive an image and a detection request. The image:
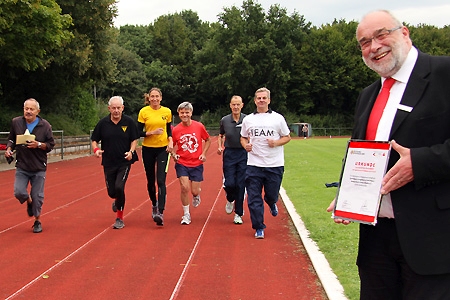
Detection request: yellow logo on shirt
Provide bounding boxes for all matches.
[122,126,127,132]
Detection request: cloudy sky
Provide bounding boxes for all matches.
[114,0,450,28]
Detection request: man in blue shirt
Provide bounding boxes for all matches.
[5,98,55,233]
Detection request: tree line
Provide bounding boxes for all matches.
[1,0,449,134]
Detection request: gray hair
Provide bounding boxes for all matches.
[108,96,124,105]
[357,10,403,36]
[230,95,243,102]
[177,101,193,112]
[24,98,40,110]
[255,87,270,99]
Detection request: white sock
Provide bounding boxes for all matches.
[183,205,190,215]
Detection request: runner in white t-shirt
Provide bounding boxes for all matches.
[240,87,291,239]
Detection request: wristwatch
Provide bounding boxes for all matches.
[37,142,42,148]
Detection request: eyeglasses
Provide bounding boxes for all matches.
[357,26,402,51]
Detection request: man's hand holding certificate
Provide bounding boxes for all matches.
[16,129,35,145]
[333,140,391,225]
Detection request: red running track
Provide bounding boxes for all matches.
[0,137,327,300]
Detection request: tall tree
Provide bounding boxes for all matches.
[0,0,72,72]
[143,59,184,113]
[293,20,372,121]
[0,0,118,115]
[409,24,450,56]
[145,10,210,111]
[98,43,147,116]
[118,25,155,63]
[195,0,310,114]
[55,0,118,84]
[0,0,72,107]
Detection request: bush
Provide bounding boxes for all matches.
[43,113,86,136]
[295,114,353,128]
[0,109,17,132]
[67,88,98,133]
[199,107,230,127]
[0,107,86,136]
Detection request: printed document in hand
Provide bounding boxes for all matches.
[16,129,35,144]
[333,140,391,225]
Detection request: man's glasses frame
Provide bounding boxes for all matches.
[357,26,402,51]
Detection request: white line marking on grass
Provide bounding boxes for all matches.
[279,186,348,300]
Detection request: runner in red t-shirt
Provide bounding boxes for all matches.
[171,102,211,225]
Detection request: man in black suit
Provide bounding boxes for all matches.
[328,10,450,299]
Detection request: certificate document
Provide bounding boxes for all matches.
[16,134,35,145]
[16,129,35,145]
[333,140,391,225]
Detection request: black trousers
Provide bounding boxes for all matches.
[104,164,131,211]
[142,146,169,212]
[222,147,247,216]
[358,218,450,299]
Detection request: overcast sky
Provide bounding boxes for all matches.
[114,0,450,28]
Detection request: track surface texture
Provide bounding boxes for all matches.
[1,137,328,300]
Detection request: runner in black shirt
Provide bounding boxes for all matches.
[91,96,139,229]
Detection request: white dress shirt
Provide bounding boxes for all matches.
[376,47,418,218]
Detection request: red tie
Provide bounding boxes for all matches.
[365,78,396,140]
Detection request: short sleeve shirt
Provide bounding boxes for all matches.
[91,114,139,168]
[240,110,290,167]
[219,113,246,148]
[138,106,172,147]
[172,120,210,167]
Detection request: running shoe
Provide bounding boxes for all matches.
[192,195,201,208]
[27,201,33,217]
[112,201,118,212]
[270,203,278,217]
[113,218,125,229]
[225,201,234,214]
[152,205,158,218]
[181,213,191,225]
[255,229,264,239]
[32,220,42,233]
[233,214,243,224]
[154,212,164,226]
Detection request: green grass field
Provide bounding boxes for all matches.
[283,137,360,300]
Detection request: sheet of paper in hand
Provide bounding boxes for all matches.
[333,140,391,225]
[16,129,36,145]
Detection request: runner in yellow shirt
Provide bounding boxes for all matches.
[137,87,173,226]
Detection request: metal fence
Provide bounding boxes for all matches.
[206,126,352,137]
[0,130,92,163]
[1,126,352,163]
[308,127,353,137]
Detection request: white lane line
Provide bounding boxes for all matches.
[5,178,178,299]
[169,186,222,300]
[0,189,104,234]
[5,225,109,300]
[279,186,348,300]
[0,171,150,234]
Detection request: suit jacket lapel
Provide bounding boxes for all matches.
[353,81,381,139]
[390,52,430,138]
